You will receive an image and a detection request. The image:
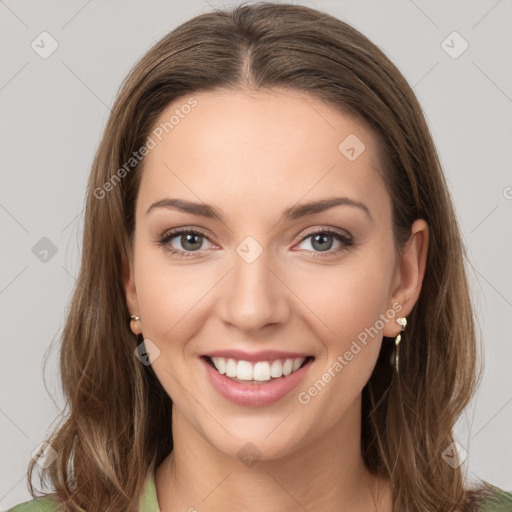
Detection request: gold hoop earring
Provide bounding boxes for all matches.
[394,317,407,373]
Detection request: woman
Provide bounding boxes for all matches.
[7,2,512,511]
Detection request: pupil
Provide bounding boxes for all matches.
[183,233,202,251]
[312,234,332,251]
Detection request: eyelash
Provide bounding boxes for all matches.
[157,227,354,259]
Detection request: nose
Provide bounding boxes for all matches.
[217,247,290,333]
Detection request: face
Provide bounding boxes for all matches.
[124,87,421,461]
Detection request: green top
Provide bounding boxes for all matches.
[5,469,160,512]
[6,473,512,511]
[480,485,512,511]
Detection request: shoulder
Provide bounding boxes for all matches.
[5,495,61,512]
[479,485,512,511]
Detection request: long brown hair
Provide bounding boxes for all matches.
[27,2,496,510]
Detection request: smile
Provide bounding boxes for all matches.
[206,356,311,382]
[200,351,315,407]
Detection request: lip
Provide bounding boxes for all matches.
[203,349,312,363]
[201,355,314,407]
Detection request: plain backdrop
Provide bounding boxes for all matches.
[1,0,511,508]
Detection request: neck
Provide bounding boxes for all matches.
[155,396,391,512]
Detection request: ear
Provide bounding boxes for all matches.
[383,218,429,337]
[121,238,139,319]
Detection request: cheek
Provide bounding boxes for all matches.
[293,248,395,388]
[303,261,392,342]
[293,255,395,427]
[133,245,209,347]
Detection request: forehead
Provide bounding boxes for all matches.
[136,88,390,223]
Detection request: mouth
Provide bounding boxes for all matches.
[201,355,315,383]
[200,352,315,407]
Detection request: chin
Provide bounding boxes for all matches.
[200,420,309,465]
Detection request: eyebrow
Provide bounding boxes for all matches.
[145,196,373,223]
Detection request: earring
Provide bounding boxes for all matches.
[130,315,141,335]
[394,317,407,373]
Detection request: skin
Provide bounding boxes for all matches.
[123,87,429,512]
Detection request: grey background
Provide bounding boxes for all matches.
[1,0,511,508]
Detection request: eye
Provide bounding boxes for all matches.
[157,228,215,258]
[156,227,354,259]
[295,228,354,257]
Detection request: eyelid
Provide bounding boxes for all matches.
[297,225,352,241]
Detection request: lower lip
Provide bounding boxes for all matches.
[201,357,313,407]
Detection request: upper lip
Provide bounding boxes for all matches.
[203,349,313,363]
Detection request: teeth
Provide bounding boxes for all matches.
[270,360,283,378]
[282,359,293,376]
[214,357,226,375]
[225,358,237,377]
[237,360,252,380]
[253,361,270,381]
[210,356,307,381]
[292,358,303,371]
